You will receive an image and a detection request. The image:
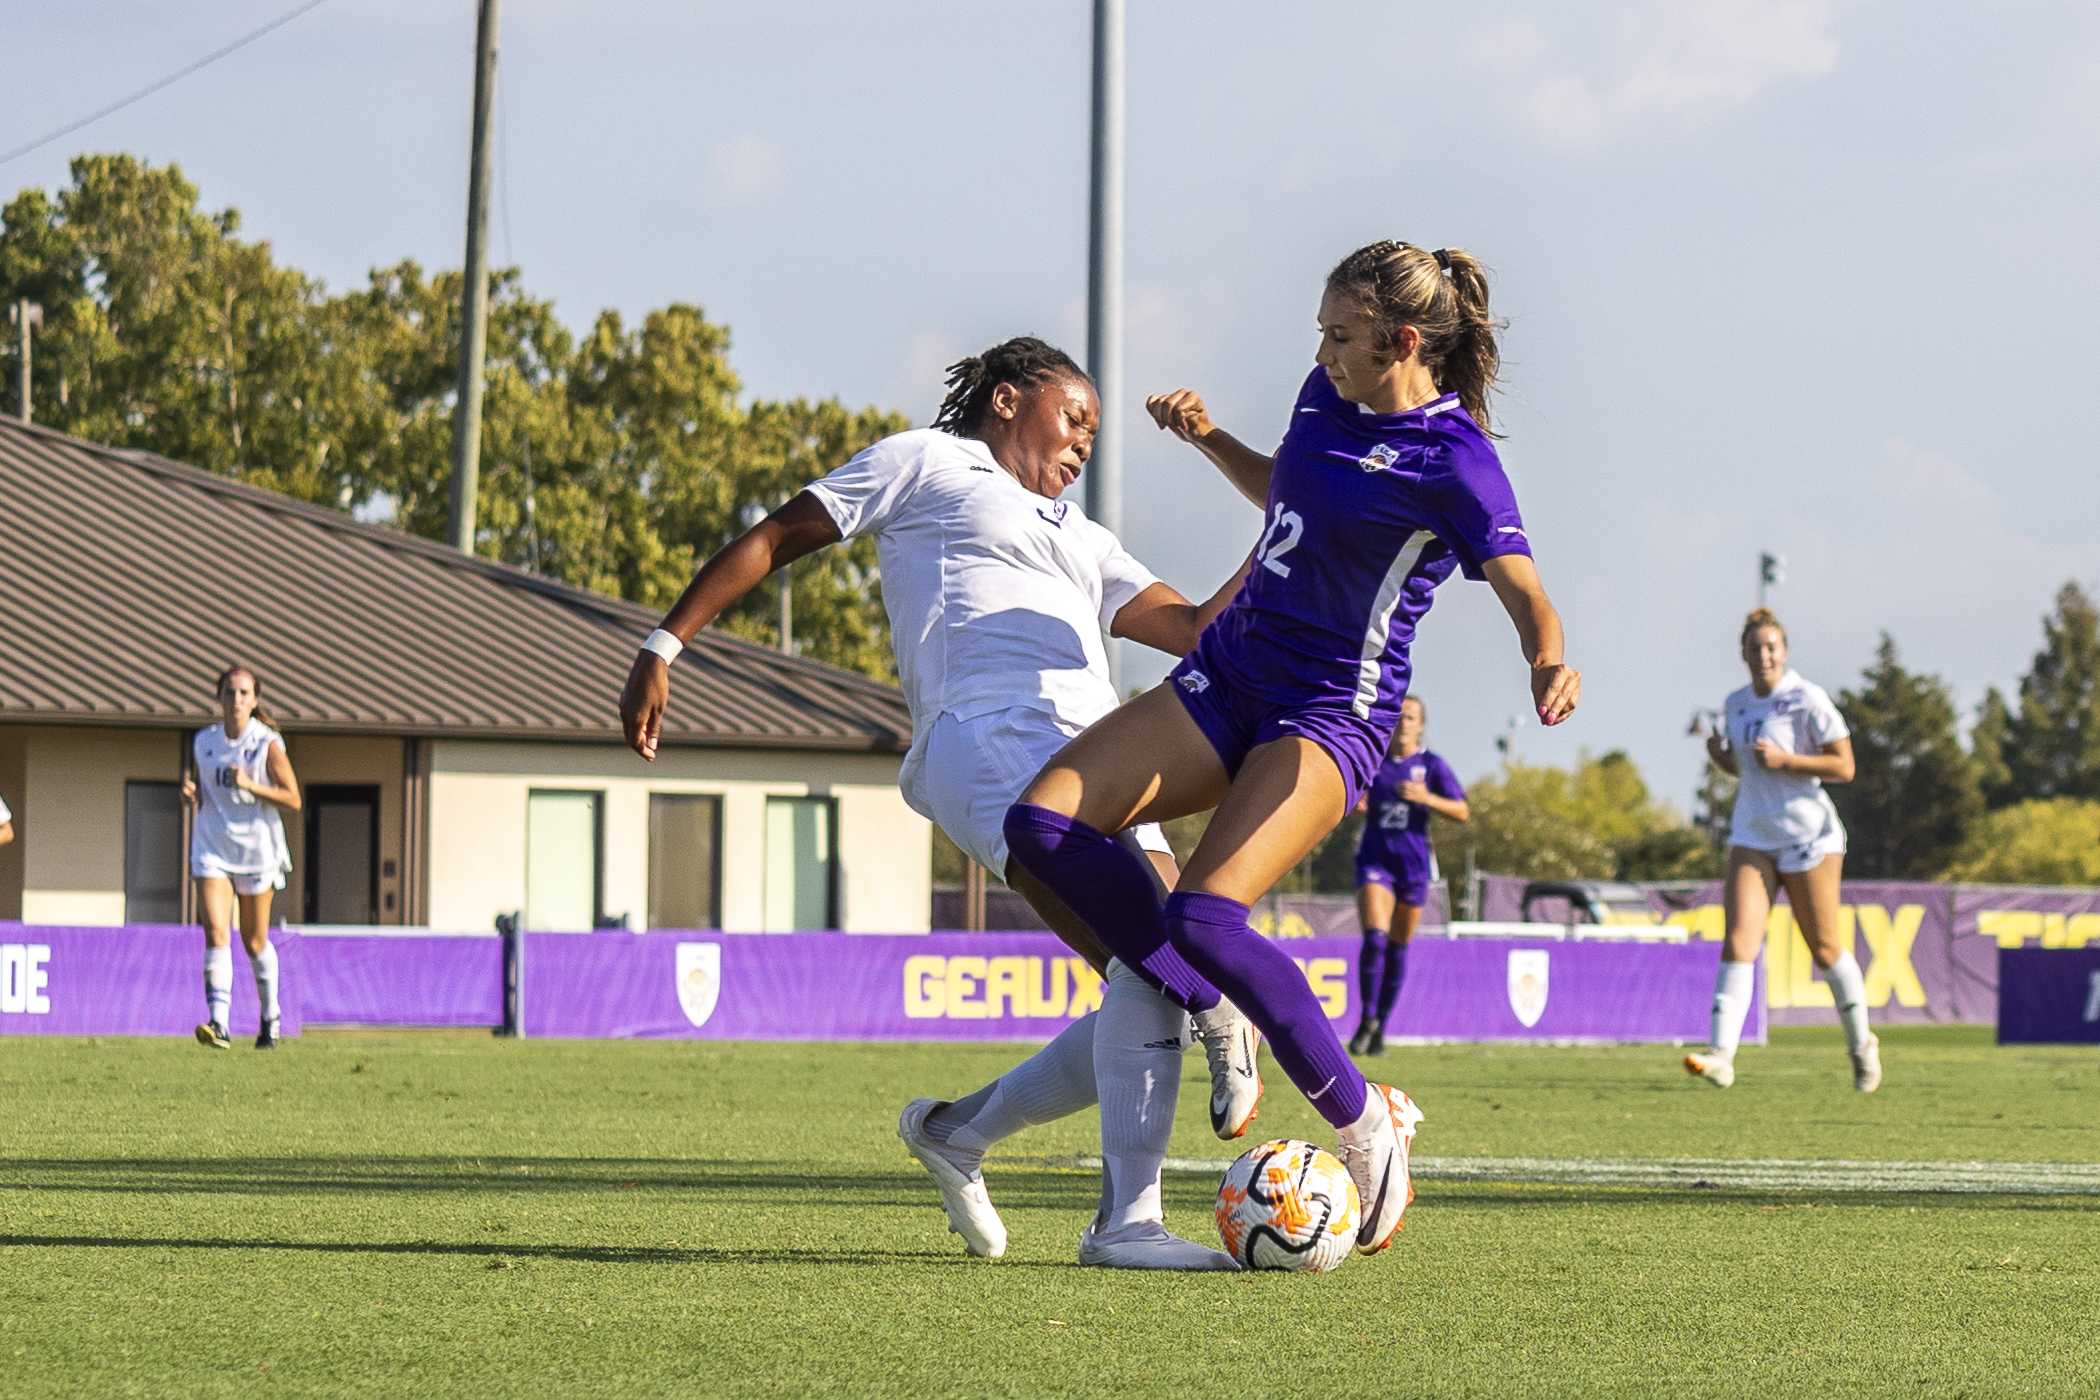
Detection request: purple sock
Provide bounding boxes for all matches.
[1002,804,1220,1013]
[1356,930,1386,1026]
[1165,891,1368,1129]
[1376,939,1408,1024]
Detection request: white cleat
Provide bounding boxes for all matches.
[1192,1002,1263,1140]
[897,1098,1007,1259]
[1078,1219,1239,1271]
[1335,1083,1424,1256]
[1851,1034,1882,1093]
[1683,1051,1736,1089]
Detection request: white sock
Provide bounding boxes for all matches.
[931,1010,1100,1157]
[203,946,233,1028]
[248,941,281,1027]
[1710,959,1755,1059]
[1824,951,1871,1053]
[1093,960,1189,1232]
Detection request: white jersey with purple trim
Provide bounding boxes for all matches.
[190,720,292,878]
[803,428,1159,750]
[1724,670,1850,852]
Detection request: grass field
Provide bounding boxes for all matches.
[3,1026,2096,1397]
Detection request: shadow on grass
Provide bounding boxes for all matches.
[0,1231,1073,1268]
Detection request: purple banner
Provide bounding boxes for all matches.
[518,929,1753,1044]
[1477,874,2100,1027]
[300,931,504,1027]
[0,922,303,1038]
[1996,947,2100,1044]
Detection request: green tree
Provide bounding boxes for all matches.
[1970,687,2017,810]
[2002,583,2100,801]
[1941,798,2100,885]
[1829,634,1980,878]
[1436,751,1712,887]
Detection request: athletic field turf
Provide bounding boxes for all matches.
[3,1027,2095,1397]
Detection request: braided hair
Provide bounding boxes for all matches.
[1326,241,1505,435]
[931,336,1089,437]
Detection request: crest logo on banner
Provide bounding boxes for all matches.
[1507,949,1549,1029]
[676,942,722,1029]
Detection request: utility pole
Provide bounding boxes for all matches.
[447,0,500,552]
[1086,0,1125,689]
[9,300,41,424]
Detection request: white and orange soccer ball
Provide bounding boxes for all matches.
[1214,1138,1360,1273]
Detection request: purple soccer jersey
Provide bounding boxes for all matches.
[1358,749,1464,856]
[1172,368,1531,798]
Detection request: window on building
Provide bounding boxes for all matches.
[648,793,721,930]
[763,796,836,931]
[525,789,601,932]
[124,780,184,923]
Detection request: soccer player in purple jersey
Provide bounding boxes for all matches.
[1003,240,1579,1255]
[1348,696,1469,1057]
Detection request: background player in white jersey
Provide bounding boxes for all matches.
[183,665,301,1050]
[1685,609,1876,1091]
[0,790,13,847]
[619,337,1258,1269]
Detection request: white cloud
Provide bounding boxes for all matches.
[704,133,787,206]
[1468,0,1841,152]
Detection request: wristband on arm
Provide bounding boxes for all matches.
[641,628,684,663]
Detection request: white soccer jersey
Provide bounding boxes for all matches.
[805,428,1160,748]
[190,720,292,878]
[1725,669,1850,852]
[0,793,10,825]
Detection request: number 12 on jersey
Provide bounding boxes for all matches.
[1256,500,1304,578]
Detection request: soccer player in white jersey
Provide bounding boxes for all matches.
[1685,609,1877,1091]
[620,337,1260,1270]
[0,790,14,847]
[184,665,301,1050]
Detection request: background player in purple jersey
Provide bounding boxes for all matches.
[1004,240,1579,1257]
[1348,696,1469,1057]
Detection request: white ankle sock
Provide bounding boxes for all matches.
[1094,961,1188,1231]
[934,1009,1099,1156]
[1710,959,1755,1059]
[248,941,280,1026]
[1824,951,1871,1053]
[203,946,233,1027]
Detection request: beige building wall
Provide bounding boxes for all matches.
[13,725,184,925]
[280,735,409,924]
[424,741,929,934]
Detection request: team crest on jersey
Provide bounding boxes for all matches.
[1178,670,1211,694]
[1358,442,1400,473]
[1507,949,1549,1029]
[1036,501,1070,527]
[675,942,722,1030]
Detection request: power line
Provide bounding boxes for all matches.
[0,0,334,170]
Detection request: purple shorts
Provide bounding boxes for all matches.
[1355,842,1434,906]
[1167,645,1388,811]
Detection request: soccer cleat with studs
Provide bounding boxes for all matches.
[1335,1083,1423,1255]
[1078,1219,1238,1271]
[255,1023,280,1051]
[1682,1051,1735,1088]
[1851,1033,1882,1093]
[1347,1021,1376,1056]
[194,1021,231,1050]
[1192,1003,1263,1140]
[897,1098,1006,1259]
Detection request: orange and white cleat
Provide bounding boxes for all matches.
[1683,1050,1735,1089]
[1194,1003,1264,1140]
[1336,1083,1424,1255]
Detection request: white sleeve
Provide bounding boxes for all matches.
[802,437,920,542]
[1089,523,1162,633]
[1805,685,1849,745]
[0,794,10,824]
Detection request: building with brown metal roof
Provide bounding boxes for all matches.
[0,417,929,933]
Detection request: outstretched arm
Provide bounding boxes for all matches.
[1483,554,1580,726]
[1146,389,1273,508]
[1111,553,1254,657]
[621,492,844,759]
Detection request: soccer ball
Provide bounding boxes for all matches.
[1214,1138,1360,1273]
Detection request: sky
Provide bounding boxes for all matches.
[8,0,2099,812]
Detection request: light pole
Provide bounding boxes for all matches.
[9,300,42,424]
[447,0,501,552]
[1086,0,1125,690]
[1758,551,1784,606]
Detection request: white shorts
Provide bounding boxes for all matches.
[1735,827,1846,876]
[191,861,287,896]
[901,706,1173,879]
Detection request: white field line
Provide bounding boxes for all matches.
[1066,1155,2100,1196]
